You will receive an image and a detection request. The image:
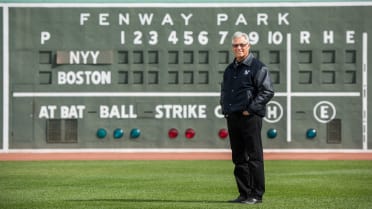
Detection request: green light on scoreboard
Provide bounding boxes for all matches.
[96,128,107,139]
[113,128,124,139]
[306,129,317,139]
[130,128,141,139]
[267,128,278,139]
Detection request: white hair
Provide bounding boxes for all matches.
[231,31,250,44]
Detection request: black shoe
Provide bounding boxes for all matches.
[228,196,246,203]
[241,197,262,204]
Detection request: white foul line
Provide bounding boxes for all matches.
[290,92,360,97]
[12,92,220,97]
[1,148,372,154]
[363,33,368,150]
[287,33,292,143]
[2,7,9,152]
[12,92,361,98]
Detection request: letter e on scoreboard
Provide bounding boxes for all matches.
[313,101,336,123]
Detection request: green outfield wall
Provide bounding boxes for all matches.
[1,1,371,151]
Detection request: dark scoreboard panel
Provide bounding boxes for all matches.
[3,3,371,150]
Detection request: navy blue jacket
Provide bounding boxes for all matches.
[220,53,274,117]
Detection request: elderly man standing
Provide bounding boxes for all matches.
[220,31,274,204]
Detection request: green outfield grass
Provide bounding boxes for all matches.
[0,160,371,209]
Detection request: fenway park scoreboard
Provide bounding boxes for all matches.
[1,2,371,151]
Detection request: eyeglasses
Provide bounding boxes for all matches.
[232,43,248,48]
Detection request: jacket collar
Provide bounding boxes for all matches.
[234,53,254,66]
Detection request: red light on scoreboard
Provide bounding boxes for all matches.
[168,128,178,139]
[185,128,195,139]
[218,128,229,139]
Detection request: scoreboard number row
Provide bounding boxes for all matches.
[41,30,358,46]
[121,30,209,45]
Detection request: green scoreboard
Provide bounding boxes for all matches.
[1,2,371,151]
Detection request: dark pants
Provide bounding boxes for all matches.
[226,113,265,199]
